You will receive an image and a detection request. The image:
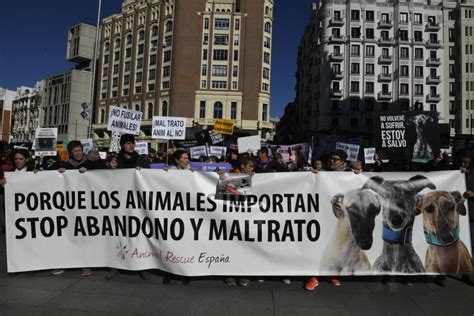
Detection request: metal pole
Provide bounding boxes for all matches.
[88,0,102,139]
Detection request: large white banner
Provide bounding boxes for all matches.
[5,170,472,276]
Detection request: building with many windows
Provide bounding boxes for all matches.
[93,0,274,147]
[289,0,446,143]
[11,82,43,143]
[0,87,15,142]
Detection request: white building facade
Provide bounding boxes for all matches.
[11,82,43,143]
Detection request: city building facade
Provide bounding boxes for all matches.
[291,0,446,143]
[0,87,15,142]
[93,0,274,147]
[11,82,43,143]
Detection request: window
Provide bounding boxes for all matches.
[204,18,209,30]
[415,84,423,96]
[136,72,142,83]
[264,37,271,48]
[382,13,389,23]
[366,63,374,75]
[112,78,118,87]
[162,66,170,77]
[351,27,361,38]
[414,31,423,42]
[213,102,223,118]
[265,22,272,33]
[234,35,239,46]
[400,12,408,24]
[151,40,158,50]
[162,81,170,89]
[162,101,168,116]
[135,86,142,94]
[262,104,269,121]
[365,100,374,111]
[399,30,408,41]
[366,45,374,57]
[126,47,131,58]
[212,81,227,89]
[213,49,228,61]
[214,34,229,45]
[430,104,437,112]
[449,28,455,42]
[139,30,145,41]
[138,44,144,55]
[264,52,270,64]
[201,80,206,89]
[115,38,121,49]
[199,101,206,118]
[332,100,340,110]
[400,65,409,77]
[124,75,130,85]
[231,102,237,120]
[449,46,455,60]
[351,63,360,74]
[414,13,422,25]
[104,55,109,65]
[262,83,269,91]
[381,31,389,40]
[401,47,409,59]
[351,10,360,21]
[235,19,240,30]
[112,90,118,98]
[148,84,155,92]
[233,66,238,77]
[150,54,157,66]
[152,26,158,37]
[202,49,207,61]
[147,103,153,119]
[366,28,374,39]
[233,50,239,61]
[351,45,360,56]
[449,64,455,78]
[400,83,409,95]
[202,64,207,76]
[164,36,172,47]
[100,109,105,123]
[350,81,359,93]
[366,11,374,22]
[137,58,143,69]
[166,21,173,33]
[212,65,227,76]
[415,66,423,78]
[114,51,120,60]
[149,69,156,80]
[263,68,270,79]
[126,34,133,45]
[215,19,230,30]
[415,48,423,59]
[366,82,374,93]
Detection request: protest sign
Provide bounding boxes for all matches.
[80,138,94,154]
[336,142,360,162]
[364,148,376,164]
[237,135,261,154]
[190,146,208,159]
[34,128,58,156]
[375,112,440,163]
[6,170,470,276]
[107,106,142,135]
[173,140,198,148]
[209,131,224,145]
[135,142,149,155]
[209,146,227,158]
[213,119,234,135]
[152,116,186,140]
[99,152,107,160]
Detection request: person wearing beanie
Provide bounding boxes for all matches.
[109,134,150,169]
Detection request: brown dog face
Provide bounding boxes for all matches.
[416,191,466,244]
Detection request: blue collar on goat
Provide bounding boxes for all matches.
[382,224,413,245]
[424,226,460,247]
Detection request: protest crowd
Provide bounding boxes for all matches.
[1,134,474,290]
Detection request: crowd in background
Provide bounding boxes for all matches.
[0,135,473,289]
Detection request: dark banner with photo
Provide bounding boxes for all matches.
[374,112,440,163]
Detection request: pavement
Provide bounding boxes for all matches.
[1,234,474,316]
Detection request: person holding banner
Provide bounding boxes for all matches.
[305,150,345,290]
[13,149,35,172]
[255,148,272,173]
[63,141,101,172]
[168,149,194,171]
[109,135,150,170]
[107,134,151,281]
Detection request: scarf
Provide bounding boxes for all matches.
[67,155,88,169]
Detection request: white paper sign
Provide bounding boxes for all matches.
[34,128,58,156]
[336,142,360,162]
[135,142,149,155]
[209,131,224,145]
[190,146,207,159]
[152,116,186,140]
[99,152,107,160]
[107,106,142,135]
[80,138,94,155]
[364,148,376,164]
[237,135,261,154]
[209,146,227,157]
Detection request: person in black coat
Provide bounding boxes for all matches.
[109,134,150,170]
[64,141,101,172]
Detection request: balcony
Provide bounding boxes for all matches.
[426,57,441,67]
[398,38,411,45]
[426,39,442,49]
[378,20,393,29]
[332,71,343,80]
[330,52,344,61]
[425,21,441,32]
[329,17,344,26]
[329,35,345,43]
[329,89,343,98]
[426,94,441,103]
[378,37,395,46]
[413,38,424,45]
[378,91,392,100]
[378,55,393,64]
[426,75,441,85]
[378,73,393,82]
